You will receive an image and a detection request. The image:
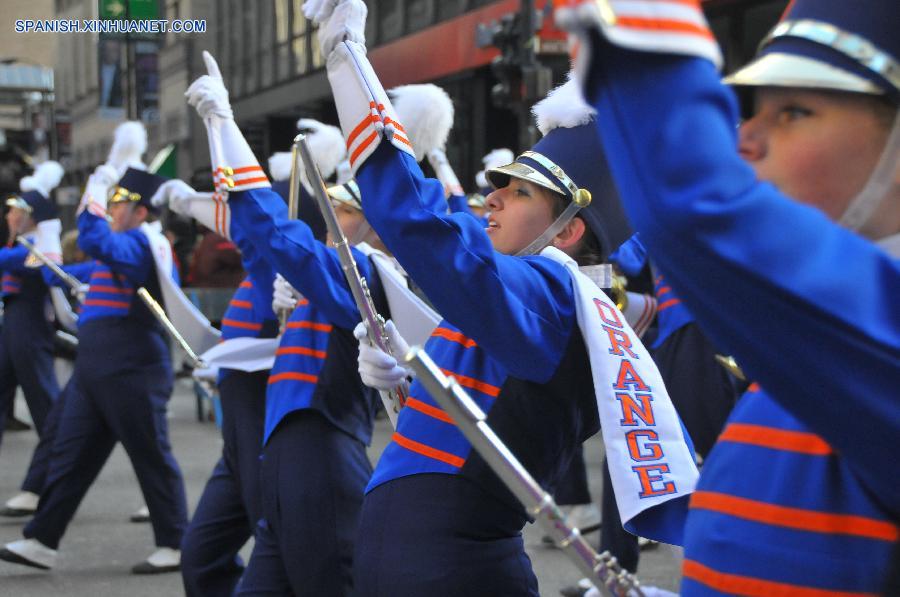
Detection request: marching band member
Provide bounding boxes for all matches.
[0,122,189,575]
[0,161,65,454]
[559,0,900,593]
[306,1,697,594]
[186,61,383,595]
[158,170,278,594]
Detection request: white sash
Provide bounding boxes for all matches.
[197,336,280,379]
[542,246,698,545]
[140,223,221,355]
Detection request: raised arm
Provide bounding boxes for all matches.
[77,210,152,285]
[228,186,367,329]
[561,4,900,499]
[357,143,574,383]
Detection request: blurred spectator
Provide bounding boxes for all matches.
[61,230,86,264]
[186,226,244,288]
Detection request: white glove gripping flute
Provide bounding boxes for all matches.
[426,148,464,197]
[186,51,271,195]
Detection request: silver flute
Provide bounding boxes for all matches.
[17,236,82,291]
[404,346,645,597]
[277,136,304,333]
[296,134,407,421]
[136,288,205,369]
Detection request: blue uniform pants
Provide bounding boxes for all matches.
[0,307,59,445]
[554,445,591,506]
[19,380,71,494]
[354,474,539,597]
[236,409,371,597]
[24,360,187,550]
[181,370,268,597]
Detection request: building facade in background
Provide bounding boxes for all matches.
[39,0,788,223]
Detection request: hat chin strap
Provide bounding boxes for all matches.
[516,200,583,256]
[350,219,371,246]
[839,111,900,233]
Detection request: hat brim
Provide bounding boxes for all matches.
[5,197,32,213]
[485,162,566,197]
[326,184,361,211]
[724,52,883,95]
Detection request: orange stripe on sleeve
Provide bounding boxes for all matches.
[83,299,131,308]
[89,285,134,294]
[690,491,898,542]
[405,397,456,425]
[286,321,333,333]
[431,327,477,348]
[268,372,319,385]
[392,432,465,468]
[350,131,379,166]
[275,346,327,360]
[440,368,500,398]
[719,423,833,455]
[657,298,681,312]
[221,318,263,330]
[616,17,716,40]
[683,559,876,597]
[229,299,253,309]
[347,113,377,149]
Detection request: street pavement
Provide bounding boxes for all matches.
[0,373,682,596]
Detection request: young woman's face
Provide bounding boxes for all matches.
[484,179,556,255]
[331,200,367,244]
[739,87,891,221]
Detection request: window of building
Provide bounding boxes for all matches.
[275,0,291,81]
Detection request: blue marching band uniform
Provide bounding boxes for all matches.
[557,0,900,594]
[2,0,897,595]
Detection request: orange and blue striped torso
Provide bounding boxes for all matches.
[220,276,274,341]
[263,297,332,443]
[368,320,507,490]
[78,260,136,324]
[682,384,898,596]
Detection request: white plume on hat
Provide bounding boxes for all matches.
[532,73,596,137]
[268,152,293,182]
[296,118,346,180]
[476,148,515,188]
[20,161,64,197]
[389,84,454,162]
[108,121,148,171]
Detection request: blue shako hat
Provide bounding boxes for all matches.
[109,167,169,214]
[725,0,900,101]
[7,191,58,223]
[486,77,632,259]
[7,160,64,223]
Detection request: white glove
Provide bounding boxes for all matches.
[79,163,121,214]
[185,52,233,120]
[33,219,63,265]
[74,283,89,303]
[354,320,412,392]
[272,274,301,313]
[150,179,197,209]
[91,163,121,188]
[303,0,367,59]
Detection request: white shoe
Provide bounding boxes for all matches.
[131,547,180,574]
[566,504,601,531]
[129,505,150,523]
[1,491,39,516]
[0,538,57,569]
